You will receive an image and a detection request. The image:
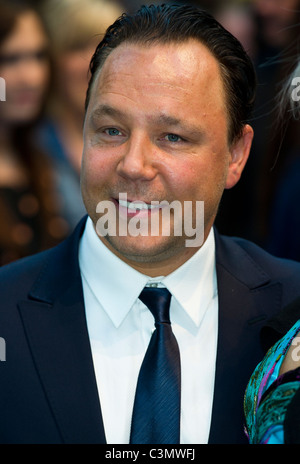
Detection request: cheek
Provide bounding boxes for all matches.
[172,168,199,199]
[165,157,208,196]
[81,147,114,193]
[170,153,229,203]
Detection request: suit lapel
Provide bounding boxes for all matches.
[17,217,106,444]
[15,220,284,444]
[208,231,282,444]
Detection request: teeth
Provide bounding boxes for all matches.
[119,199,157,210]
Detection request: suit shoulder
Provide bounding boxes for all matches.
[0,246,58,301]
[230,236,300,271]
[216,232,300,284]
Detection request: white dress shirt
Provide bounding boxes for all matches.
[78,217,218,444]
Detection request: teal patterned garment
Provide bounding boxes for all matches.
[244,319,300,444]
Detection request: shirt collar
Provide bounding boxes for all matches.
[79,217,148,328]
[79,217,217,328]
[163,229,217,327]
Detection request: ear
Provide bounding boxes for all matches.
[225,124,254,189]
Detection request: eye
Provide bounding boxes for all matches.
[104,128,123,137]
[164,133,182,143]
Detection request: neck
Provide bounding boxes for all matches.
[99,232,211,277]
[122,250,199,277]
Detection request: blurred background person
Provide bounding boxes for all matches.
[214,0,300,263]
[0,0,69,266]
[261,53,300,260]
[216,1,257,59]
[252,0,300,261]
[37,0,122,229]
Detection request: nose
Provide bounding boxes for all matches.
[116,133,158,182]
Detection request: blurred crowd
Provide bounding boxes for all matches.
[1,0,300,265]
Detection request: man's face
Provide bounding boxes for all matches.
[81,40,253,274]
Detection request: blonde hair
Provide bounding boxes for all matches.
[40,0,122,52]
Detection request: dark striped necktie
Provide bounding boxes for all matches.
[130,287,181,444]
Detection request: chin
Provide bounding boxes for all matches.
[101,234,185,264]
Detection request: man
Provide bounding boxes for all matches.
[1,4,300,444]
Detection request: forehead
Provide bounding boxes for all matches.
[87,40,227,125]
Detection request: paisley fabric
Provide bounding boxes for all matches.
[244,320,300,443]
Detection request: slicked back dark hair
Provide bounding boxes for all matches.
[85,3,256,144]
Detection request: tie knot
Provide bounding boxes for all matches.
[139,287,172,324]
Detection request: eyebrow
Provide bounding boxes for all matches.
[90,104,204,137]
[90,104,125,121]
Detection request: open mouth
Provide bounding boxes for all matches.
[119,198,158,211]
[113,195,162,218]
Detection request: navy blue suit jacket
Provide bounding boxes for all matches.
[1,216,300,444]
